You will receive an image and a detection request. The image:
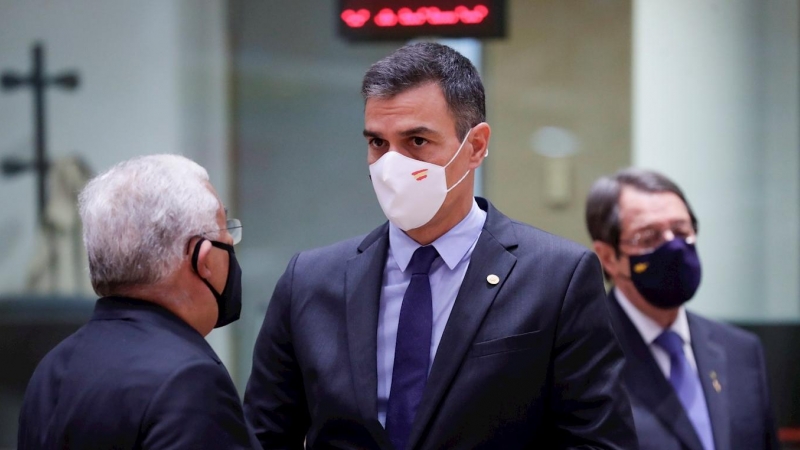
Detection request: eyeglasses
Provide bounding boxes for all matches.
[619,224,695,255]
[203,218,243,245]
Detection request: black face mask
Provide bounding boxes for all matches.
[626,238,702,310]
[192,238,242,328]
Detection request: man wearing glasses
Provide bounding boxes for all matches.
[586,168,778,450]
[18,154,257,449]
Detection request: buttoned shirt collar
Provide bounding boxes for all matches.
[614,286,691,345]
[389,199,485,271]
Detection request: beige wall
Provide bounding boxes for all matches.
[483,0,631,247]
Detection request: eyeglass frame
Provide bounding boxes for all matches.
[618,221,695,255]
[201,218,242,245]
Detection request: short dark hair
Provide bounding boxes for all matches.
[361,42,485,140]
[585,168,698,251]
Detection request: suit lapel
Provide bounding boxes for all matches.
[406,199,518,450]
[345,224,389,429]
[689,313,730,450]
[606,292,705,450]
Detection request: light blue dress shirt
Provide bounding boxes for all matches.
[376,199,487,426]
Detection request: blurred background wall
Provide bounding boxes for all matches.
[1,0,799,448]
[483,0,632,264]
[227,0,395,391]
[634,0,800,321]
[0,2,234,447]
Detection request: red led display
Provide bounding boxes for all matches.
[338,0,506,41]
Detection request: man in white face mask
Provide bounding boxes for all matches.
[245,42,637,450]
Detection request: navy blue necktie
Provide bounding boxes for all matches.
[386,245,439,450]
[654,330,715,450]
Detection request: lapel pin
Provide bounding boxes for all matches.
[710,371,722,393]
[487,274,500,285]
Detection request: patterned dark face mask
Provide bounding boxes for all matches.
[627,238,702,310]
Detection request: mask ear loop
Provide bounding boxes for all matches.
[444,129,472,168]
[446,169,472,192]
[444,128,473,192]
[191,237,225,301]
[191,237,206,273]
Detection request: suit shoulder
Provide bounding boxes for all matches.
[508,219,593,260]
[297,234,365,261]
[26,326,86,379]
[688,312,762,349]
[288,233,373,277]
[84,318,219,376]
[157,358,231,389]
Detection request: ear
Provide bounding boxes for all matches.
[592,240,621,278]
[467,122,491,169]
[191,238,214,280]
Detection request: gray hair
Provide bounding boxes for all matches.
[79,154,220,296]
[362,42,486,140]
[585,167,698,252]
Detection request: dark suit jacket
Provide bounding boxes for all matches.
[244,198,637,449]
[606,289,779,450]
[18,296,256,450]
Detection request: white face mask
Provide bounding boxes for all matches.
[369,130,472,231]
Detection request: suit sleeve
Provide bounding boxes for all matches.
[141,360,257,450]
[243,253,310,450]
[754,338,780,450]
[550,251,639,449]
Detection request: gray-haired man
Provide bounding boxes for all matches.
[18,154,258,449]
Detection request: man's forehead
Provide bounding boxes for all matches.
[215,205,227,225]
[619,187,690,229]
[364,107,458,140]
[365,84,448,114]
[363,125,443,138]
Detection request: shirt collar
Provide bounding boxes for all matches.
[389,199,487,272]
[614,287,691,345]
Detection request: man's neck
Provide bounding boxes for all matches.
[113,284,166,305]
[616,282,679,329]
[405,196,474,245]
[113,282,206,335]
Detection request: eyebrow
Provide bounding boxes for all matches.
[362,126,443,139]
[400,126,441,138]
[629,219,692,233]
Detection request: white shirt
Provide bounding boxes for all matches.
[614,287,699,377]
